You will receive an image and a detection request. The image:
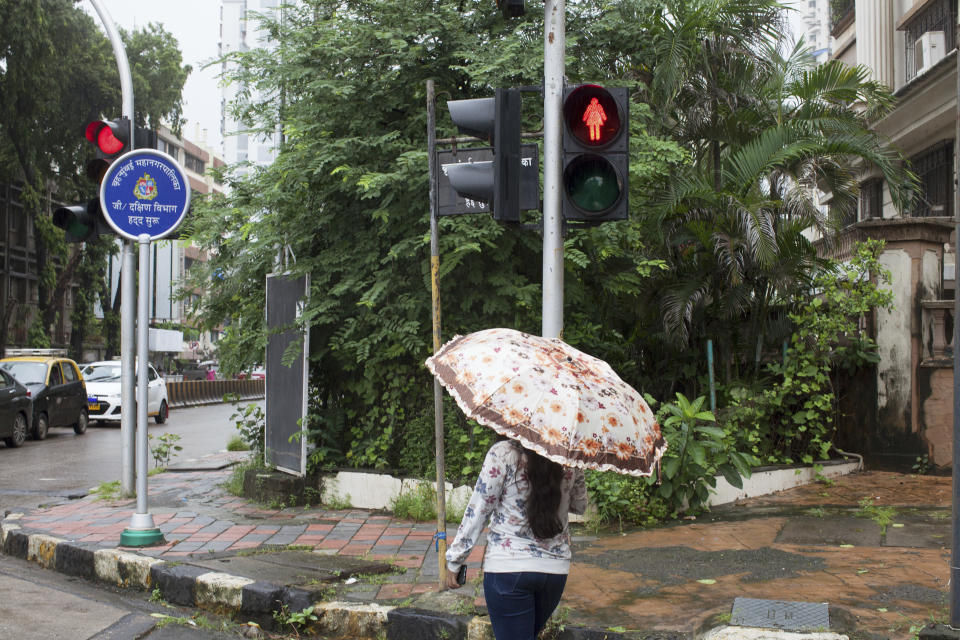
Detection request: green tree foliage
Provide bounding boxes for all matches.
[188,0,681,478]
[0,0,190,355]
[192,0,907,485]
[624,0,913,402]
[722,239,894,465]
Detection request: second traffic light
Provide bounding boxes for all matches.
[496,0,524,17]
[561,84,629,223]
[52,199,108,243]
[445,88,523,223]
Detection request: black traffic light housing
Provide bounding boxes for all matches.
[52,199,108,243]
[561,84,629,223]
[445,88,523,223]
[53,117,134,243]
[84,117,131,183]
[496,0,524,17]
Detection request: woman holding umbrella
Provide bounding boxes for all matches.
[427,328,666,640]
[444,437,587,640]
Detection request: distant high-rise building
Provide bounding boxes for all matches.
[219,0,287,172]
[798,0,833,62]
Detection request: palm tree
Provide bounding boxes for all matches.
[637,2,914,392]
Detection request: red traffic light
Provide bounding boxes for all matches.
[85,119,129,156]
[563,85,622,147]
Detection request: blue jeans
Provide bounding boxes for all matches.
[483,571,568,640]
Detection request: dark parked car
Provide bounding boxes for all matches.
[0,357,88,439]
[179,362,215,381]
[0,369,31,447]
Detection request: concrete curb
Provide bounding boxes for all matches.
[0,521,652,639]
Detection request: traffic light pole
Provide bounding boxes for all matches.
[121,234,163,546]
[542,0,565,339]
[426,79,449,591]
[87,0,136,497]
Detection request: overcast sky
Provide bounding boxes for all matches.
[81,0,808,159]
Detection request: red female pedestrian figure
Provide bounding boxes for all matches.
[582,97,606,142]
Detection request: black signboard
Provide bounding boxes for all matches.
[436,144,540,216]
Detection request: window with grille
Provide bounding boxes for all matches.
[910,140,954,218]
[859,179,883,221]
[903,0,957,82]
[185,153,205,174]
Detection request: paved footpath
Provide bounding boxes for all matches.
[1,453,955,639]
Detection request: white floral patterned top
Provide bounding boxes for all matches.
[446,440,588,575]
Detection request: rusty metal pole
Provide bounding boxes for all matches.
[950,2,960,626]
[427,79,448,590]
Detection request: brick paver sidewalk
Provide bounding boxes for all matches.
[13,465,480,602]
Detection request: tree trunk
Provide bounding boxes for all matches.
[42,247,84,336]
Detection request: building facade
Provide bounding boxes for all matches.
[799,0,834,61]
[827,0,957,468]
[219,0,284,171]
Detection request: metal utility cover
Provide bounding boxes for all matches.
[730,597,829,632]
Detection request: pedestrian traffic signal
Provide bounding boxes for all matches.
[561,84,629,223]
[496,0,524,17]
[445,88,523,223]
[52,199,106,243]
[85,117,131,183]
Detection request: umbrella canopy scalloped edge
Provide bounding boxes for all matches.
[426,332,668,478]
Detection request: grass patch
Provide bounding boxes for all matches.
[322,479,352,510]
[90,480,122,502]
[391,482,469,523]
[392,483,438,522]
[855,497,896,535]
[226,435,249,452]
[221,459,269,497]
[237,544,313,557]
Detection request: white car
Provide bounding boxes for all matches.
[81,361,169,424]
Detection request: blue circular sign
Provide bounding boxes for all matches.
[100,149,192,241]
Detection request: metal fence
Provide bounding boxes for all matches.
[166,379,264,408]
[904,0,957,82]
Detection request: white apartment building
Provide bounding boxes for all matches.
[798,0,833,61]
[219,0,286,171]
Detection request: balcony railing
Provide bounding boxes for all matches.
[904,0,957,83]
[922,301,954,363]
[830,0,855,36]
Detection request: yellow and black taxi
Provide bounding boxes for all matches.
[0,355,88,439]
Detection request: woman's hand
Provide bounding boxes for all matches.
[445,568,462,590]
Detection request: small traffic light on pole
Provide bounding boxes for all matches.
[53,117,131,242]
[445,88,522,223]
[496,0,524,17]
[85,117,131,183]
[561,84,629,223]
[52,200,104,243]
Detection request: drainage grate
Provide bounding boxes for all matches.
[730,597,830,632]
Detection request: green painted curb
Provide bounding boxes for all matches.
[119,528,164,547]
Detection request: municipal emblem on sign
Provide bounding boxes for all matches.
[133,174,158,200]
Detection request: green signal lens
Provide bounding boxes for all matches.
[563,155,621,214]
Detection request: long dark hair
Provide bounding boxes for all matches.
[523,448,564,539]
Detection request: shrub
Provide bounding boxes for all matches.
[226,435,249,451]
[229,402,265,455]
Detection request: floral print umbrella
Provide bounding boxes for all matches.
[425,328,666,476]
